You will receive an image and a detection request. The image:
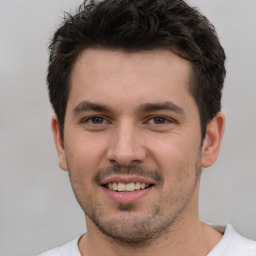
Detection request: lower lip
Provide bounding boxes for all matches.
[101,186,153,203]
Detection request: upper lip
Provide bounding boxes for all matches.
[100,175,155,185]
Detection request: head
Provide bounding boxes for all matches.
[47,0,226,140]
[49,0,226,244]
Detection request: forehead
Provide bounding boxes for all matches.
[72,48,192,81]
[68,48,195,112]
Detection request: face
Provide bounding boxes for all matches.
[52,48,219,243]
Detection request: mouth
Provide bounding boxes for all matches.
[103,182,153,192]
[100,176,155,203]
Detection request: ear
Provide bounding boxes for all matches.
[51,114,68,171]
[201,112,225,168]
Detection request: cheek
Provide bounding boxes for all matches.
[151,136,201,208]
[149,134,201,181]
[65,133,107,170]
[152,134,199,162]
[65,140,97,200]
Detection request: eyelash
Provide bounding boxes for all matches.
[147,116,173,125]
[82,116,109,124]
[81,115,175,126]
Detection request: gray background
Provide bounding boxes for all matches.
[0,1,255,255]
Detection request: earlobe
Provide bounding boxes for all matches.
[201,112,225,168]
[51,114,68,171]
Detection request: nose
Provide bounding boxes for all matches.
[106,120,146,166]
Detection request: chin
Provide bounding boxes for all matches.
[86,205,177,244]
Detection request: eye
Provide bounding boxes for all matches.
[148,116,169,124]
[89,116,105,124]
[80,116,111,131]
[151,116,167,124]
[82,116,108,125]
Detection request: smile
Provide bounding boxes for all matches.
[104,182,152,192]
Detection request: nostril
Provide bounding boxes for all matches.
[110,159,118,165]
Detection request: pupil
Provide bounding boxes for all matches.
[92,117,103,124]
[154,117,165,124]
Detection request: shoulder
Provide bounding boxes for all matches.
[209,224,256,256]
[37,236,82,256]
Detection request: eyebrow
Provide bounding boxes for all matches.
[139,101,185,115]
[73,101,113,115]
[73,100,185,116]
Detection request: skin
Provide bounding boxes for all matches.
[52,48,225,256]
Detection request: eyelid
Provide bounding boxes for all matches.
[145,115,176,124]
[80,114,177,126]
[81,115,111,124]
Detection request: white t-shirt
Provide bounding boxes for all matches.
[38,224,256,256]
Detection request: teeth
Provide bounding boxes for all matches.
[135,182,140,190]
[113,182,118,191]
[126,183,135,191]
[117,182,125,191]
[105,182,151,192]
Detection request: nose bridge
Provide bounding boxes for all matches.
[107,118,145,165]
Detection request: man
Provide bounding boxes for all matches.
[40,0,256,255]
